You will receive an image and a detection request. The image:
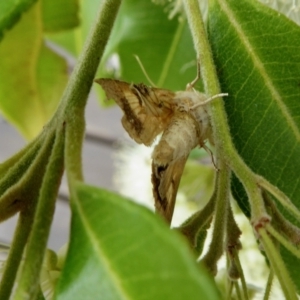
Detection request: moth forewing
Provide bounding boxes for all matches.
[135,85,176,117]
[151,112,202,223]
[95,78,176,146]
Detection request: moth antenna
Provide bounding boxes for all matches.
[190,93,229,109]
[134,55,157,87]
[186,61,201,90]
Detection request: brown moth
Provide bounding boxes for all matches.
[95,77,226,224]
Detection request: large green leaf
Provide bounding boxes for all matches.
[55,183,220,300]
[0,0,37,41]
[45,0,100,57]
[41,0,79,32]
[0,3,68,139]
[207,0,300,290]
[100,0,195,90]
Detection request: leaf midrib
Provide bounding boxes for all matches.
[74,191,131,300]
[218,0,300,142]
[157,19,186,87]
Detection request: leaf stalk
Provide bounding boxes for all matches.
[14,125,65,299]
[201,161,230,275]
[259,228,298,300]
[59,0,122,183]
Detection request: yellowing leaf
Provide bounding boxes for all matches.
[0,3,68,139]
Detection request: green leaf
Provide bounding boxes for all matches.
[94,0,197,105]
[208,0,300,290]
[45,0,102,75]
[0,0,37,41]
[45,30,78,57]
[180,158,214,205]
[0,3,68,139]
[36,45,67,116]
[55,183,220,300]
[46,0,102,57]
[41,0,79,32]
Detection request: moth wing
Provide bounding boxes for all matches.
[95,78,175,146]
[151,112,201,224]
[152,157,188,224]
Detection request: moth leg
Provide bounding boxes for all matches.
[202,143,218,171]
[186,61,201,91]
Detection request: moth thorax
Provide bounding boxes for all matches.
[192,105,210,136]
[169,116,200,159]
[175,90,207,106]
[174,90,211,139]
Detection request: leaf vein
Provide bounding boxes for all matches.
[74,193,131,300]
[219,0,300,142]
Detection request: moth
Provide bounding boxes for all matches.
[95,75,227,224]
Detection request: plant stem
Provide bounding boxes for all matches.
[61,0,122,183]
[0,210,33,299]
[233,251,248,300]
[226,281,233,300]
[226,203,241,251]
[183,0,266,222]
[201,161,230,275]
[263,270,274,300]
[0,132,44,176]
[234,281,242,300]
[263,191,300,245]
[257,175,300,220]
[259,228,298,300]
[0,131,55,299]
[266,224,300,259]
[0,134,44,198]
[0,132,55,222]
[14,126,65,300]
[177,190,215,249]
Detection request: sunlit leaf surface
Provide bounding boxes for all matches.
[55,183,220,300]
